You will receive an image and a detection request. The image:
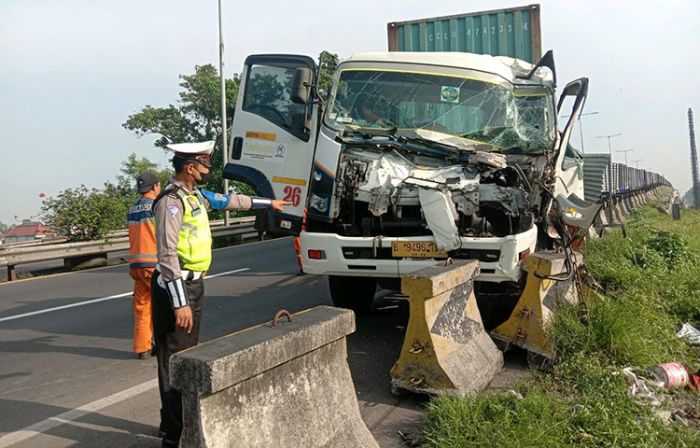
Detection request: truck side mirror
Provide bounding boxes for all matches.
[291,68,313,104]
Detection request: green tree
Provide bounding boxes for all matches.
[0,221,9,234]
[41,185,128,241]
[318,51,339,99]
[104,153,173,209]
[123,64,239,194]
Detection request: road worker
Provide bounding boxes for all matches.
[127,172,161,359]
[151,141,290,447]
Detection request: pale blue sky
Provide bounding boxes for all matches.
[1,0,698,225]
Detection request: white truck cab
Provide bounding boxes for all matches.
[225,51,590,311]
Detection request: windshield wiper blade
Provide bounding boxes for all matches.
[341,126,398,140]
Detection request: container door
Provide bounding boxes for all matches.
[224,54,318,235]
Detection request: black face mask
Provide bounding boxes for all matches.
[196,169,210,184]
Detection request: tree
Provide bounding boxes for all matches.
[123,64,239,194]
[104,153,173,210]
[41,186,128,241]
[318,51,339,99]
[0,221,9,234]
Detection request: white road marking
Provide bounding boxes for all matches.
[206,267,249,279]
[0,268,250,323]
[0,292,133,323]
[0,378,158,448]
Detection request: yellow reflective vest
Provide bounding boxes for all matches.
[174,188,212,272]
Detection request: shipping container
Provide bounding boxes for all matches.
[387,4,542,63]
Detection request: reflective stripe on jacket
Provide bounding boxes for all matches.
[127,197,157,269]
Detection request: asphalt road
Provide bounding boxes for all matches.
[0,237,448,448]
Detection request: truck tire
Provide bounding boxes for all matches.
[328,275,376,314]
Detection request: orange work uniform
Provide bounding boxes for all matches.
[127,195,158,353]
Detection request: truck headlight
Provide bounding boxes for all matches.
[309,194,329,213]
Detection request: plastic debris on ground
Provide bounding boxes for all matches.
[676,322,700,345]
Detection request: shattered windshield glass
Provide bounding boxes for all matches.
[324,69,555,153]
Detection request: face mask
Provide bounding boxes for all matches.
[196,169,210,184]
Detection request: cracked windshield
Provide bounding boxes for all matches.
[325,69,555,153]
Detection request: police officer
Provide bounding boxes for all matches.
[151,141,289,447]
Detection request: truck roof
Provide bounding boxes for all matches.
[343,52,553,87]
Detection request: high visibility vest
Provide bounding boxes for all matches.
[127,197,157,269]
[173,188,212,272]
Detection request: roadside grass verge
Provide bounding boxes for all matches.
[419,196,700,447]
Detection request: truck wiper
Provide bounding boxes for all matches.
[398,135,464,155]
[341,126,398,140]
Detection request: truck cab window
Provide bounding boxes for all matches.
[243,64,308,140]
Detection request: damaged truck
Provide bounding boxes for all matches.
[224,7,598,317]
[224,49,593,314]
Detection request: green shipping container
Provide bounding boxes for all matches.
[387,4,542,63]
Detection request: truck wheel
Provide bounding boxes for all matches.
[328,276,377,314]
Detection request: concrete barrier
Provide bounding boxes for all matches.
[390,260,503,396]
[170,306,378,448]
[491,252,579,358]
[613,201,626,223]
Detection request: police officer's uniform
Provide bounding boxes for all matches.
[151,141,273,447]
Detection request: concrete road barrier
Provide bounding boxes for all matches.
[390,260,503,396]
[170,306,378,448]
[491,252,580,358]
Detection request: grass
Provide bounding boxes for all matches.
[418,189,700,447]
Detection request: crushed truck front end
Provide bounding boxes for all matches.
[302,52,560,286]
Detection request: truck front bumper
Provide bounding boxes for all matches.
[300,226,538,283]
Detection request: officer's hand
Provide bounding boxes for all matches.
[271,199,293,212]
[174,306,193,334]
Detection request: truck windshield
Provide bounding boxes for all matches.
[324,69,555,153]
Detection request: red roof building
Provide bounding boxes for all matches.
[3,221,56,244]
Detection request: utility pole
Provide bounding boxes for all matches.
[597,133,622,193]
[617,148,634,166]
[218,0,230,225]
[689,108,699,207]
[562,111,599,153]
[632,158,643,188]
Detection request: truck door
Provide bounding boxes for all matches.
[553,78,589,200]
[224,54,318,235]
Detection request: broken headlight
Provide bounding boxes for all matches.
[309,193,330,213]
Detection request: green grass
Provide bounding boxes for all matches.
[419,190,700,447]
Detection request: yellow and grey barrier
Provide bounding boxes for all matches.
[491,252,579,358]
[390,260,503,396]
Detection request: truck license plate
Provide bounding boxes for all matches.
[391,241,448,258]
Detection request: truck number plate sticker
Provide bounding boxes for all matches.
[440,86,460,103]
[283,186,302,207]
[392,241,448,258]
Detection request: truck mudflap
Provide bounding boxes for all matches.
[390,260,503,396]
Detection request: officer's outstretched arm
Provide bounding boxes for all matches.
[200,190,290,212]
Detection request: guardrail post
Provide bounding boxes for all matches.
[7,265,17,282]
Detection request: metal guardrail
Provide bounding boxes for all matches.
[0,217,257,281]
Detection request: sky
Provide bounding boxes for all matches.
[1,0,698,225]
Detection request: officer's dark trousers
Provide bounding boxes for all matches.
[151,271,204,445]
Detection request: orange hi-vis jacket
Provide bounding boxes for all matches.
[127,197,158,269]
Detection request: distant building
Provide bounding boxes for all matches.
[2,220,56,245]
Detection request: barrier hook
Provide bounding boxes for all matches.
[272,309,293,327]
